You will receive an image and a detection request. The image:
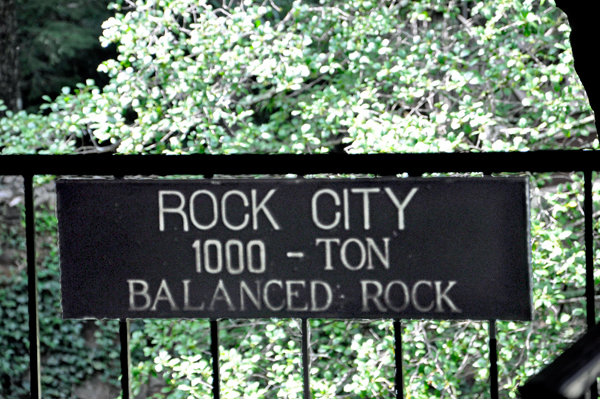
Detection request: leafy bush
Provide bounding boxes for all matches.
[0,0,598,398]
[0,0,595,155]
[0,206,122,398]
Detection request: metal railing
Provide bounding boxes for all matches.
[1,150,598,399]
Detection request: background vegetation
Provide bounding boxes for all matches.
[15,0,116,111]
[0,0,598,397]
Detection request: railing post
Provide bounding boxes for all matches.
[24,174,41,399]
[394,319,404,399]
[210,319,220,399]
[584,169,598,399]
[119,319,132,399]
[302,318,311,399]
[482,173,500,399]
[202,173,221,399]
[113,175,132,399]
[296,172,312,399]
[584,169,597,329]
[489,320,499,399]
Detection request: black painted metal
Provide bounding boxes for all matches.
[211,320,220,399]
[584,171,599,399]
[519,322,600,399]
[585,170,596,330]
[394,320,404,399]
[115,175,132,399]
[9,152,599,398]
[481,171,500,399]
[489,320,498,399]
[24,175,41,399]
[119,320,132,399]
[0,151,600,176]
[302,318,311,399]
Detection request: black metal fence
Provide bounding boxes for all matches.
[1,151,598,399]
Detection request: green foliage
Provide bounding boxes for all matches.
[0,83,98,154]
[0,205,121,398]
[0,0,599,398]
[0,0,594,154]
[0,174,585,399]
[16,0,115,110]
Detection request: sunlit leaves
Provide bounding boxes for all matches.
[1,0,594,155]
[0,1,598,398]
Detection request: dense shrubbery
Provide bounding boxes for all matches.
[0,0,599,398]
[0,204,122,398]
[0,0,595,155]
[15,0,115,110]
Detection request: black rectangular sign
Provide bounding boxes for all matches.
[56,177,532,320]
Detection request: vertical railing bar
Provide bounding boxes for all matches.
[114,175,132,399]
[210,319,220,399]
[584,169,599,399]
[481,173,499,399]
[480,174,497,399]
[393,319,404,399]
[302,318,311,399]
[24,174,41,399]
[114,175,132,397]
[584,169,596,329]
[297,174,311,399]
[203,173,220,399]
[488,320,498,399]
[119,319,132,399]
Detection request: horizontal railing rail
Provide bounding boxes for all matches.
[2,150,597,399]
[2,150,600,175]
